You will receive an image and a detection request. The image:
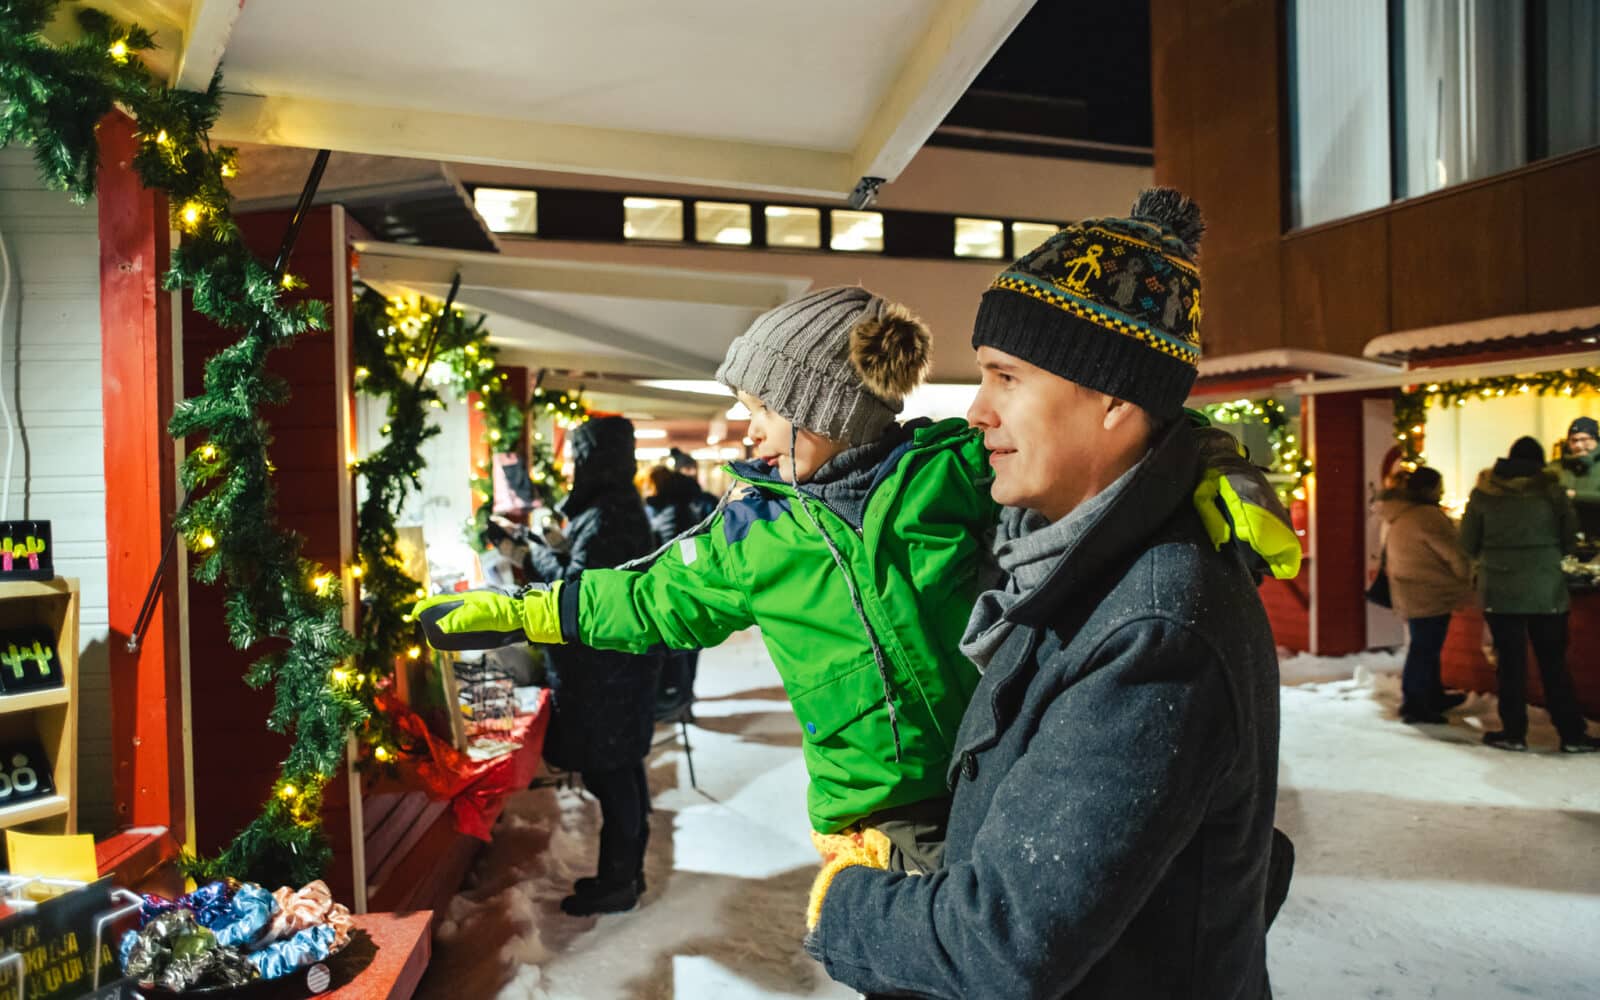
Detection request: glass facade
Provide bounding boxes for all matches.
[1290,0,1598,228]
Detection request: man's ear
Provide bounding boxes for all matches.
[1100,393,1137,430]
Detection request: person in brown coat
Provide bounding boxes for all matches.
[1373,466,1473,723]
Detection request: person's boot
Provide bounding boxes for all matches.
[1559,733,1600,754]
[1399,703,1447,724]
[1438,691,1468,711]
[1483,730,1527,752]
[560,876,639,916]
[572,822,648,898]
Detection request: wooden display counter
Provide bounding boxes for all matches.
[1441,588,1600,718]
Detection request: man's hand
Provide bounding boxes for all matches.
[412,583,565,650]
[806,827,891,930]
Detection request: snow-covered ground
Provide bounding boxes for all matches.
[416,635,1600,999]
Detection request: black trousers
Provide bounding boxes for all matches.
[1401,614,1452,712]
[582,762,651,883]
[1486,612,1586,741]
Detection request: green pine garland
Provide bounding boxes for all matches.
[2,1,361,886]
[1201,397,1313,499]
[1393,369,1600,466]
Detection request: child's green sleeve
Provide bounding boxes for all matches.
[573,528,755,653]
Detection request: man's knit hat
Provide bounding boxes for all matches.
[972,187,1206,419]
[1568,416,1599,440]
[716,285,931,445]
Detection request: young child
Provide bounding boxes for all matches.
[416,284,1300,879]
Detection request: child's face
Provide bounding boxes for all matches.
[738,391,848,484]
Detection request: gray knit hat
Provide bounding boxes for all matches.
[716,286,932,445]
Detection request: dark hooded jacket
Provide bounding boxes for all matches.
[526,417,662,772]
[645,471,712,547]
[1460,457,1578,615]
[805,421,1280,1000]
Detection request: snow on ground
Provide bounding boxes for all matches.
[417,636,1600,1000]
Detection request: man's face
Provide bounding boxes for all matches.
[738,390,847,484]
[967,347,1127,521]
[1569,429,1597,457]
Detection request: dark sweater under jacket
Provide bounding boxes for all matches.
[806,420,1281,1000]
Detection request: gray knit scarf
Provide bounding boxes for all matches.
[958,459,1143,670]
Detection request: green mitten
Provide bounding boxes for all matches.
[1191,426,1303,581]
[413,583,565,650]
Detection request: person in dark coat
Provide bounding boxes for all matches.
[643,464,707,716]
[524,416,664,913]
[1461,436,1597,753]
[805,189,1282,999]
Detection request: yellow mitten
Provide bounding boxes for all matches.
[806,827,891,930]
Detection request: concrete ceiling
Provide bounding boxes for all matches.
[79,0,1038,198]
[354,240,811,417]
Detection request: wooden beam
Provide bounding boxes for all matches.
[97,110,188,839]
[352,240,802,310]
[170,0,242,91]
[850,0,1035,184]
[214,93,859,199]
[452,288,720,377]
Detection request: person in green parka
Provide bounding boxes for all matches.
[1549,415,1600,503]
[414,284,1302,874]
[1462,435,1598,753]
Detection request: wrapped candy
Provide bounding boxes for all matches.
[137,892,183,928]
[185,881,235,930]
[123,878,349,990]
[118,910,260,991]
[248,923,336,980]
[121,910,197,981]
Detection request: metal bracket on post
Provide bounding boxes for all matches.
[847,176,886,210]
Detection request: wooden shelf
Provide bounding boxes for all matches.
[0,580,73,602]
[0,688,69,716]
[0,794,69,829]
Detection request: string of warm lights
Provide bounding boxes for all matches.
[1393,369,1600,467]
[1,1,368,885]
[1201,398,1313,501]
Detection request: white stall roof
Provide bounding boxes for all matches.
[1362,305,1600,363]
[71,0,1037,199]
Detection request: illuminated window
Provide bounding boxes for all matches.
[624,197,685,241]
[830,209,883,252]
[954,217,1005,259]
[695,201,753,245]
[764,205,821,248]
[1011,221,1059,256]
[473,188,537,234]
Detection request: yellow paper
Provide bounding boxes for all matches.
[5,830,98,883]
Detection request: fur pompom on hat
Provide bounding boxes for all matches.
[849,299,932,401]
[717,286,931,446]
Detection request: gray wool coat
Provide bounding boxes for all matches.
[805,421,1281,1000]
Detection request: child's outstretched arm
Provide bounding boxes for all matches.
[414,523,754,653]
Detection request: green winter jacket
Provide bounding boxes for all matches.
[1549,452,1600,503]
[568,418,997,833]
[1460,460,1579,615]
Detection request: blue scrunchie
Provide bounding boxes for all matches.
[209,884,278,949]
[248,923,335,980]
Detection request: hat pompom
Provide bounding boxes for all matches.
[1130,187,1205,254]
[849,302,931,401]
